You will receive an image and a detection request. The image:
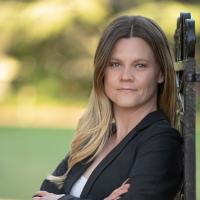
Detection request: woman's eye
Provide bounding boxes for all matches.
[135,64,146,69]
[110,62,120,68]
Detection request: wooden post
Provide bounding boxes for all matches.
[174,12,200,200]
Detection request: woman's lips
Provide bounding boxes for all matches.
[118,88,137,91]
[117,88,137,94]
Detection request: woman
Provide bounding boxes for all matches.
[33,15,183,200]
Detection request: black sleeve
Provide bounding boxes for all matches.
[40,155,69,194]
[39,155,94,200]
[119,131,183,200]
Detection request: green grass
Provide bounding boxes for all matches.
[0,126,199,200]
[0,127,74,200]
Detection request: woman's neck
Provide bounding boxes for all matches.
[113,104,157,143]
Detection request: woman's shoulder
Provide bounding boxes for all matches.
[133,121,183,162]
[136,110,183,145]
[148,119,182,138]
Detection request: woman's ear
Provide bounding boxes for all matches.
[157,71,164,83]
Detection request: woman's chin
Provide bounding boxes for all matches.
[114,101,139,109]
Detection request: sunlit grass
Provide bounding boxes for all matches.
[0,199,17,200]
[0,127,74,200]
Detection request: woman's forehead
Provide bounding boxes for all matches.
[110,37,155,61]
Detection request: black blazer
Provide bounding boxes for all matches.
[39,110,183,200]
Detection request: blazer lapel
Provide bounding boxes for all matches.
[63,159,90,194]
[80,127,139,198]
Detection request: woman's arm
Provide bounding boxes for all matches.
[33,181,130,200]
[34,155,129,200]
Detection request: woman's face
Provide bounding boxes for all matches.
[104,37,164,111]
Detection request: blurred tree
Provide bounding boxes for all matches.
[177,0,200,3]
[0,0,109,104]
[0,0,199,105]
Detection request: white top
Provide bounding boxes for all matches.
[69,176,88,197]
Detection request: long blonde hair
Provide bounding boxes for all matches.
[47,15,178,188]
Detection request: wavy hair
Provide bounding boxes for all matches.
[47,15,178,188]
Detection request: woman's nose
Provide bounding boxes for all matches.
[121,66,133,81]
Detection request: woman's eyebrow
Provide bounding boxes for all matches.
[110,57,149,62]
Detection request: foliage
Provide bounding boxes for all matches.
[0,0,199,106]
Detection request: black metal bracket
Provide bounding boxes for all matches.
[185,72,200,82]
